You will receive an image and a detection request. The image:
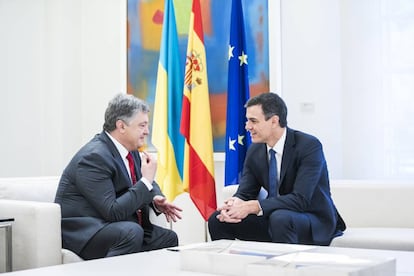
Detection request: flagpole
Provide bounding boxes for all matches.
[204,221,208,242]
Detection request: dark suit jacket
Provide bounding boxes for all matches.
[54,131,163,254]
[234,128,345,244]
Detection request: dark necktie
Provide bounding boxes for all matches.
[126,152,142,224]
[268,149,278,198]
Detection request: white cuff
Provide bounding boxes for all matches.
[140,177,153,191]
[257,201,263,216]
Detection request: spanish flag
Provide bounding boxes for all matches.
[180,0,217,221]
[152,0,185,202]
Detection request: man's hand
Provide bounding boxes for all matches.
[153,195,182,223]
[140,151,157,183]
[216,197,260,223]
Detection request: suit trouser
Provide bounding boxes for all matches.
[208,209,314,245]
[80,221,178,260]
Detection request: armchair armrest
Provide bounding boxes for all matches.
[0,199,62,271]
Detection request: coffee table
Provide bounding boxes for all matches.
[4,242,414,275]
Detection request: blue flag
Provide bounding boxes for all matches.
[225,0,251,186]
[152,0,185,201]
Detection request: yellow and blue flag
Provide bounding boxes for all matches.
[225,0,251,186]
[152,0,185,202]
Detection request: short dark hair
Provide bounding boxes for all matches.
[103,94,150,132]
[245,92,288,127]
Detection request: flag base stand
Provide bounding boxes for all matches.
[204,221,209,242]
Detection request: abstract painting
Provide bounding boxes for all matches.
[127,0,269,151]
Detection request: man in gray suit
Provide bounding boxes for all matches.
[208,92,345,246]
[55,93,182,260]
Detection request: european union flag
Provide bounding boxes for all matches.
[225,0,251,186]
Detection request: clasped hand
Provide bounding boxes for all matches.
[153,195,182,223]
[216,197,252,223]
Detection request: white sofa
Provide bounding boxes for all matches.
[222,180,414,251]
[329,180,414,251]
[1,177,413,272]
[0,176,168,272]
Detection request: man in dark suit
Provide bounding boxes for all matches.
[208,92,345,245]
[55,93,182,260]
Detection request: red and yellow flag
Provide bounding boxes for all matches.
[180,0,217,221]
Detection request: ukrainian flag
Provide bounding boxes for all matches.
[152,0,185,202]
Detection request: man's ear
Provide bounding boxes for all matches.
[272,115,280,126]
[116,119,126,132]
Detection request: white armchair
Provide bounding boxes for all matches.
[0,177,82,272]
[0,176,170,272]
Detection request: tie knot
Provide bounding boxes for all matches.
[269,148,276,157]
[126,152,134,163]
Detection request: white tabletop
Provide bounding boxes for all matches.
[6,249,215,276]
[5,243,414,276]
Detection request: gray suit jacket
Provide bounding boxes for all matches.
[234,128,345,244]
[55,131,163,254]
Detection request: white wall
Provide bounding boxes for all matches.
[279,0,343,178]
[339,0,384,178]
[0,0,126,177]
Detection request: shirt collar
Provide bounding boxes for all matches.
[267,127,287,154]
[105,131,129,159]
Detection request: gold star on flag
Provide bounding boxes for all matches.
[229,137,236,151]
[228,45,234,60]
[239,51,248,66]
[238,134,245,145]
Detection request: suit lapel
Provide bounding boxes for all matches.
[130,151,142,179]
[99,131,132,186]
[252,144,270,189]
[280,128,295,185]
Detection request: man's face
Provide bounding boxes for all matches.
[121,111,149,151]
[245,105,275,144]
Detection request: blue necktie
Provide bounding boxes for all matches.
[268,149,278,198]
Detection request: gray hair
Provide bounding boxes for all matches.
[103,93,150,132]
